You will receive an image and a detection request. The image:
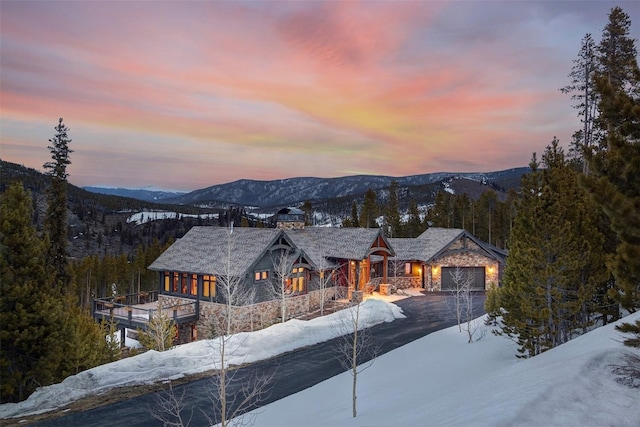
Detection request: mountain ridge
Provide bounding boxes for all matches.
[159,167,529,207]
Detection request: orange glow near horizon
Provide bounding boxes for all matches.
[1,1,635,191]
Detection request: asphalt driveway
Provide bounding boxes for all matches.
[33,292,485,427]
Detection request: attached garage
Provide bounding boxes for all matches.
[441,267,486,290]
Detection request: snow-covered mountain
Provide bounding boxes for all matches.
[166,167,528,208]
[83,186,186,202]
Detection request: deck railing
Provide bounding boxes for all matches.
[93,291,199,330]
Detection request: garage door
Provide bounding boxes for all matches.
[441,267,485,290]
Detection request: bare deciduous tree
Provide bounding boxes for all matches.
[446,267,482,343]
[446,267,474,332]
[268,247,299,323]
[388,257,405,279]
[461,283,482,343]
[151,381,193,427]
[333,301,379,418]
[206,228,272,427]
[315,255,339,316]
[153,228,272,427]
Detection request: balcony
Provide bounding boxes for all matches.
[93,290,199,330]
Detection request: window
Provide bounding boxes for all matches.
[181,273,188,294]
[190,275,197,296]
[405,263,411,275]
[164,272,170,292]
[254,270,269,281]
[203,275,216,298]
[292,276,305,293]
[172,272,179,292]
[290,267,306,293]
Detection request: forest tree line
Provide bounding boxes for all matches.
[487,6,640,358]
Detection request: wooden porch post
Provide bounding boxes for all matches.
[383,254,388,283]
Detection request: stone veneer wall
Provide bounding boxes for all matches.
[369,276,420,290]
[161,287,342,339]
[429,252,499,291]
[276,221,305,230]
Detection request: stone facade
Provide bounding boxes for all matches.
[276,221,305,230]
[161,287,343,339]
[369,276,421,290]
[428,251,499,291]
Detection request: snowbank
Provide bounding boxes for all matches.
[250,311,640,427]
[0,299,404,419]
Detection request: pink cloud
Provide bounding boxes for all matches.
[1,0,625,190]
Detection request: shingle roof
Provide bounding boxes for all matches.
[386,237,426,261]
[148,227,283,276]
[285,227,392,267]
[414,227,466,261]
[386,227,505,264]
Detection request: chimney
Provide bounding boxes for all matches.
[275,207,305,230]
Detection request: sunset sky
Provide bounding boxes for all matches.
[1,1,638,191]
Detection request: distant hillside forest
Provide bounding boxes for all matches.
[1,157,520,310]
[1,159,521,258]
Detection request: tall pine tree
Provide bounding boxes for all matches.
[43,117,73,290]
[360,189,379,228]
[383,180,401,237]
[500,140,602,357]
[0,183,66,402]
[561,33,599,172]
[582,6,640,313]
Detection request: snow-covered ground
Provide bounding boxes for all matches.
[0,297,405,420]
[126,211,218,225]
[250,311,640,427]
[1,292,638,426]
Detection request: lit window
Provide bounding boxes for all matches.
[172,273,179,292]
[293,276,305,293]
[164,273,170,292]
[181,273,188,294]
[255,270,269,281]
[291,268,306,293]
[405,263,411,275]
[190,275,197,296]
[203,275,216,298]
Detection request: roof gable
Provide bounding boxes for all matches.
[415,227,504,263]
[285,227,394,266]
[148,227,284,276]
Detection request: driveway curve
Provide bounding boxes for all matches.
[34,292,485,427]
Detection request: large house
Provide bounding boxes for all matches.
[93,209,505,344]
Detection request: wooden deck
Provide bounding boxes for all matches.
[93,291,199,330]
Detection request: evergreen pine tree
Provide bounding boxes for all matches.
[383,180,401,237]
[615,320,640,348]
[405,199,423,237]
[301,200,314,226]
[43,117,73,290]
[350,201,360,227]
[137,302,177,352]
[426,191,452,228]
[500,141,601,357]
[360,189,379,228]
[582,6,640,312]
[560,33,599,172]
[0,183,66,402]
[61,304,113,376]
